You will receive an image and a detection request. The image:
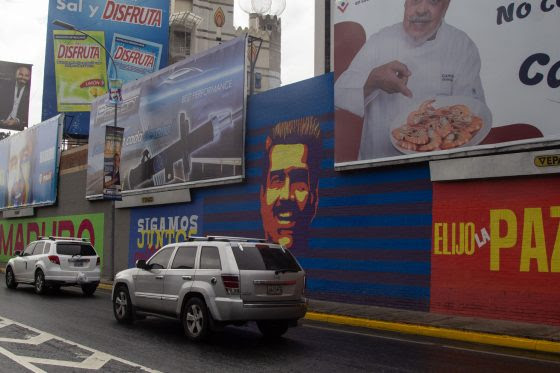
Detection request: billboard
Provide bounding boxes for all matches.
[0,60,32,131]
[334,0,560,165]
[43,0,169,136]
[108,33,163,84]
[0,116,62,210]
[102,125,124,199]
[86,36,247,198]
[431,177,560,325]
[53,30,108,112]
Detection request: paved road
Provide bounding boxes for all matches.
[0,278,559,372]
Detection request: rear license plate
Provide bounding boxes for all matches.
[74,261,84,267]
[267,285,283,295]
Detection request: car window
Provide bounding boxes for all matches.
[231,244,301,271]
[32,242,45,255]
[23,242,36,256]
[171,246,197,270]
[148,247,174,269]
[56,243,97,256]
[42,242,51,254]
[199,246,221,270]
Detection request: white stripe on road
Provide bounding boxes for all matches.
[0,316,162,372]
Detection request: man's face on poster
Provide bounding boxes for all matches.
[7,134,33,205]
[16,67,30,87]
[260,143,318,249]
[403,0,450,42]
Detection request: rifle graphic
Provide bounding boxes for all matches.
[127,110,234,189]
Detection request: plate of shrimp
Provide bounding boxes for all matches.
[390,96,492,154]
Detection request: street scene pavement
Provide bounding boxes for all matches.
[0,276,559,372]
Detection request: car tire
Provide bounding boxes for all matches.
[5,267,17,289]
[81,283,97,297]
[257,320,289,339]
[113,285,134,324]
[34,270,47,295]
[182,297,210,341]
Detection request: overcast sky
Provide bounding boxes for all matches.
[0,0,314,127]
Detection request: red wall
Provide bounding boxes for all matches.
[431,175,560,325]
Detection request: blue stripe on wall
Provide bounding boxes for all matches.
[308,238,431,251]
[299,257,430,275]
[307,278,429,300]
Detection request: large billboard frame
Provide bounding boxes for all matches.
[0,115,63,212]
[333,0,560,171]
[85,35,249,202]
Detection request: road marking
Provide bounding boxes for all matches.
[305,324,560,365]
[0,316,161,372]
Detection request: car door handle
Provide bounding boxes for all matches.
[182,276,192,280]
[155,275,164,279]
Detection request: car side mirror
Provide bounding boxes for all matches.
[136,259,148,270]
[14,250,21,257]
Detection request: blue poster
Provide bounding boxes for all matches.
[0,115,62,209]
[128,199,204,267]
[108,33,162,84]
[43,0,169,137]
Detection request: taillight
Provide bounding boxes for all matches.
[221,275,240,295]
[48,255,60,265]
[96,257,100,266]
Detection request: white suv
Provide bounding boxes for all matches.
[5,236,101,296]
[112,236,307,341]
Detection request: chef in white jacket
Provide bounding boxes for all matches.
[335,0,487,160]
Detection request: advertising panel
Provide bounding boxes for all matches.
[0,60,32,131]
[53,30,108,112]
[0,214,104,266]
[334,0,560,165]
[43,0,170,136]
[126,74,433,311]
[102,126,124,199]
[86,36,247,198]
[431,177,560,325]
[0,116,62,210]
[108,33,162,84]
[128,200,203,267]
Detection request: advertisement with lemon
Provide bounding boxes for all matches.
[53,30,108,112]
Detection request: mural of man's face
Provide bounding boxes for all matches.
[403,0,450,43]
[260,143,318,249]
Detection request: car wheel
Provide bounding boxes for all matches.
[5,267,17,289]
[257,320,289,339]
[113,285,134,324]
[182,297,210,341]
[34,270,47,295]
[81,283,97,297]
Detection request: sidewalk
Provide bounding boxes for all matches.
[1,263,559,354]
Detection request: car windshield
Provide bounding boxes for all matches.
[231,244,301,271]
[56,243,96,256]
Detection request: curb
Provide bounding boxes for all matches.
[305,312,560,355]
[3,267,559,354]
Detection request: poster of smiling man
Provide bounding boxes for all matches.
[334,0,560,165]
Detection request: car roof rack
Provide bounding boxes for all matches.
[205,235,267,243]
[39,236,90,242]
[186,236,208,241]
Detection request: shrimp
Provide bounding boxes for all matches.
[396,140,418,151]
[403,127,429,145]
[419,99,436,115]
[450,105,472,123]
[418,130,442,152]
[406,111,425,127]
[441,129,472,149]
[465,116,483,133]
